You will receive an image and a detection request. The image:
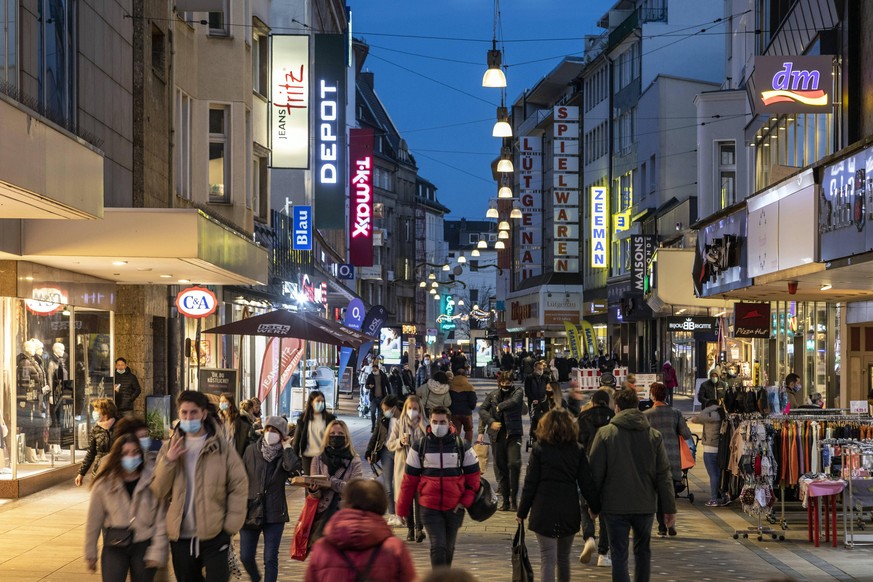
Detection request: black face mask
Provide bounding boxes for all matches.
[500,386,512,392]
[329,436,346,449]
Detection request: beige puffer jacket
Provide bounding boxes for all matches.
[84,464,168,564]
[151,421,249,542]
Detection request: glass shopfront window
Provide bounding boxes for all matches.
[0,297,113,485]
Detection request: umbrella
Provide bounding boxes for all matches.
[203,309,376,349]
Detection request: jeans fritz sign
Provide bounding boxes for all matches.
[750,55,833,115]
[349,127,374,266]
[270,35,309,169]
[553,105,579,273]
[590,186,608,269]
[175,287,218,318]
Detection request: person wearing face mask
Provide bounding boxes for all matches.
[84,433,167,581]
[365,395,402,525]
[366,363,390,431]
[151,390,249,581]
[416,355,433,388]
[218,392,256,458]
[113,416,162,464]
[241,416,300,582]
[76,398,119,487]
[525,362,550,433]
[397,405,481,568]
[417,370,452,419]
[291,390,336,475]
[113,358,142,416]
[697,370,725,406]
[387,395,428,542]
[478,371,524,511]
[308,420,363,546]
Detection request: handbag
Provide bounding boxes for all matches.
[227,543,243,580]
[679,436,695,470]
[511,523,534,582]
[290,494,320,561]
[244,494,265,529]
[466,477,498,522]
[103,526,133,548]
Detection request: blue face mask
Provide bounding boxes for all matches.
[139,436,152,451]
[219,402,229,411]
[91,410,101,422]
[313,401,325,413]
[121,455,143,473]
[179,418,202,434]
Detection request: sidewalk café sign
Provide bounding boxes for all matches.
[734,302,771,338]
[198,368,238,397]
[749,56,833,115]
[175,287,218,318]
[666,317,717,333]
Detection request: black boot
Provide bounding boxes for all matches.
[416,528,426,543]
[499,496,511,511]
[510,498,518,512]
[406,530,415,542]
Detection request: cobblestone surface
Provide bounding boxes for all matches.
[1,379,872,581]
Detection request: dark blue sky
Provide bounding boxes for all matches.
[353,0,614,219]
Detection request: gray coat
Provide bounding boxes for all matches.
[242,438,300,525]
[644,403,692,481]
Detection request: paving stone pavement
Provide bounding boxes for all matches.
[2,378,873,581]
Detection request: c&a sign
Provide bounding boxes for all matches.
[175,287,218,318]
[749,55,833,115]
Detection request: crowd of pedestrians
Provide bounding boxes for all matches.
[80,348,700,582]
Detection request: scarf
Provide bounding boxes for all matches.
[322,445,352,475]
[260,438,282,463]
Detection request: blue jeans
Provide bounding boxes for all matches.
[420,506,465,567]
[603,513,654,582]
[239,522,285,582]
[379,447,396,514]
[704,452,722,502]
[766,386,782,414]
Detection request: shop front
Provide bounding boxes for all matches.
[505,285,584,358]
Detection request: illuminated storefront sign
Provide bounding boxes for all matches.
[349,127,374,266]
[175,287,218,318]
[518,135,543,281]
[292,205,312,251]
[314,34,347,229]
[750,55,833,115]
[271,35,309,169]
[591,186,608,268]
[553,105,579,273]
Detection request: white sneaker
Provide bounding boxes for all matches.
[597,553,612,567]
[386,515,403,527]
[578,537,597,564]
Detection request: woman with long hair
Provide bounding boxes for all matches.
[291,390,336,475]
[218,392,256,458]
[84,434,167,581]
[535,382,567,418]
[517,409,599,582]
[387,395,428,542]
[692,399,729,506]
[308,420,363,545]
[76,398,119,487]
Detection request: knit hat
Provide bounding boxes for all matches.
[600,372,616,387]
[263,416,289,438]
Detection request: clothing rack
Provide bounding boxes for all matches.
[841,442,873,548]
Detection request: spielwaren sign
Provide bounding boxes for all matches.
[749,55,833,115]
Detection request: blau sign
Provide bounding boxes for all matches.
[292,205,312,251]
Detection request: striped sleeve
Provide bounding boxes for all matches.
[461,442,480,475]
[405,439,423,476]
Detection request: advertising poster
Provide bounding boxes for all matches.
[379,327,402,365]
[475,338,492,367]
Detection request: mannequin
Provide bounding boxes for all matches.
[16,340,50,462]
[46,342,68,447]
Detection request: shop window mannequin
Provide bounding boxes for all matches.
[46,342,69,447]
[16,339,50,462]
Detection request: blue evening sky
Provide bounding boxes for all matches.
[352,0,614,219]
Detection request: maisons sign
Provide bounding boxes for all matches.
[749,56,833,115]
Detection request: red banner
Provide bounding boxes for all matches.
[258,337,305,402]
[349,127,374,266]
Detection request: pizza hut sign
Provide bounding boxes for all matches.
[175,287,218,319]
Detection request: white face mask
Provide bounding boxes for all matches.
[431,424,449,438]
[407,409,420,421]
[264,431,281,446]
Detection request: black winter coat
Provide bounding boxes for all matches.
[577,405,615,452]
[524,374,549,408]
[79,420,116,476]
[114,370,142,413]
[242,439,300,525]
[479,386,524,438]
[517,442,600,537]
[449,390,478,416]
[365,415,391,462]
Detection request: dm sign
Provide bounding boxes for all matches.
[175,287,218,318]
[750,55,833,115]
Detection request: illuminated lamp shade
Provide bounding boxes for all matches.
[482,49,507,88]
[509,206,522,219]
[486,206,499,219]
[457,255,467,264]
[428,272,436,280]
[494,240,506,250]
[442,264,451,272]
[419,281,426,288]
[477,239,488,249]
[498,230,510,240]
[458,299,465,306]
[471,249,480,257]
[434,294,441,300]
[431,281,439,288]
[492,106,512,138]
[497,158,514,173]
[498,186,513,198]
[497,221,510,231]
[429,288,436,294]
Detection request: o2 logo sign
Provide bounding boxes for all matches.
[175,287,218,319]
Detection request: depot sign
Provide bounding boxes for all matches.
[750,55,833,115]
[175,287,218,318]
[314,34,346,229]
[349,127,374,266]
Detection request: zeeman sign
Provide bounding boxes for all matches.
[750,55,833,115]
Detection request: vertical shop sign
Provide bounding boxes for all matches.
[314,34,347,229]
[518,135,543,283]
[271,35,309,169]
[553,106,579,273]
[591,186,608,268]
[349,127,374,266]
[630,235,656,297]
[292,205,312,251]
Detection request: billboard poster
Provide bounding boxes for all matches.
[270,35,309,169]
[379,327,402,365]
[349,128,374,266]
[475,338,492,367]
[314,34,347,229]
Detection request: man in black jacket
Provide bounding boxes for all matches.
[697,370,725,406]
[365,362,390,431]
[577,389,615,565]
[113,357,141,415]
[524,361,549,431]
[477,372,524,511]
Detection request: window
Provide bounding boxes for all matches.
[640,0,667,22]
[469,233,480,244]
[470,261,479,272]
[253,154,268,221]
[208,1,229,36]
[470,289,479,303]
[374,167,393,191]
[0,0,18,87]
[209,105,230,203]
[151,25,165,76]
[174,89,192,200]
[245,110,252,209]
[640,162,647,200]
[649,154,656,195]
[717,141,736,209]
[38,0,76,123]
[252,30,269,96]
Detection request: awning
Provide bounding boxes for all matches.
[14,208,268,285]
[651,248,733,309]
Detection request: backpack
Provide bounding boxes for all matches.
[336,543,382,582]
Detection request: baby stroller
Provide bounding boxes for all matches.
[675,434,699,503]
[525,405,540,452]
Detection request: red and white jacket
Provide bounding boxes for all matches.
[397,426,480,515]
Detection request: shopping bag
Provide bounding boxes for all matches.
[473,441,490,473]
[290,494,320,561]
[511,523,534,582]
[679,436,695,470]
